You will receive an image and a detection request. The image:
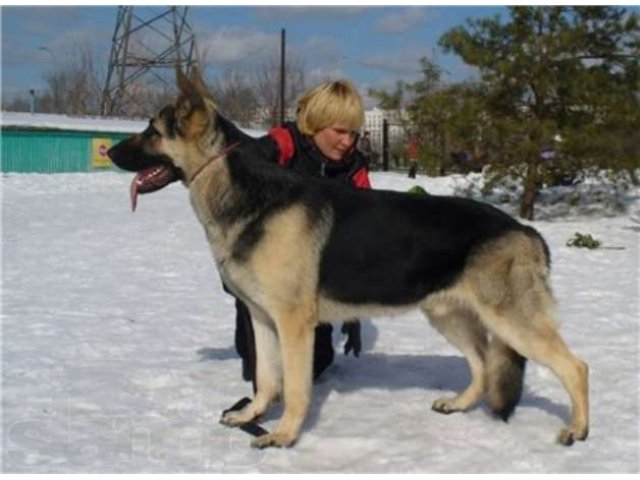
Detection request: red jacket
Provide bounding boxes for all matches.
[268,123,371,190]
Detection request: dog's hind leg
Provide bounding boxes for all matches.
[221,307,282,427]
[478,307,589,445]
[468,262,589,444]
[423,303,488,414]
[251,307,316,449]
[463,231,588,444]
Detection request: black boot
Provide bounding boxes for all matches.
[234,298,257,389]
[313,324,335,379]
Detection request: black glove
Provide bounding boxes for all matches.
[341,320,362,357]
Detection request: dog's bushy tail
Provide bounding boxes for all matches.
[486,337,526,421]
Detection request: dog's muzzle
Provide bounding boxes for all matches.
[107,137,179,212]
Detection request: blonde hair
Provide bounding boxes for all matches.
[296,80,365,136]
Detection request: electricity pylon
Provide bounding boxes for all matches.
[101,6,197,117]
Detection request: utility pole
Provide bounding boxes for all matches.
[280,28,286,125]
[29,89,36,115]
[382,118,389,171]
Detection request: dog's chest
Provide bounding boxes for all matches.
[200,221,236,265]
[194,209,257,294]
[189,186,229,246]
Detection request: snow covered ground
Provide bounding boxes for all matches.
[2,169,638,473]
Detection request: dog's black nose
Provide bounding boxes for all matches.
[107,137,170,173]
[107,138,139,171]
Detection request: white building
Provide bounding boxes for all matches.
[363,107,407,155]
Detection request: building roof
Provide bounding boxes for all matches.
[0,111,264,137]
[1,112,149,134]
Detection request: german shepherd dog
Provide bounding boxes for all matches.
[108,67,589,449]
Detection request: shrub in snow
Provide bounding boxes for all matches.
[566,232,601,249]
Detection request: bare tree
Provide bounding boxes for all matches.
[253,53,306,128]
[110,81,175,118]
[40,43,104,115]
[210,69,259,126]
[1,94,31,112]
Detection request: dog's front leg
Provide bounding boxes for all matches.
[251,315,315,449]
[221,308,282,426]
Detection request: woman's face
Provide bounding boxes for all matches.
[312,123,357,161]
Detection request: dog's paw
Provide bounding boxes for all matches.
[220,406,258,427]
[556,426,589,446]
[431,396,463,415]
[251,432,297,449]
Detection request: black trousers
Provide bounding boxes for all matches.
[233,297,335,390]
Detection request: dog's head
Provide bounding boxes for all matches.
[108,66,223,210]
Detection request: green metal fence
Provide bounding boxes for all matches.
[1,128,131,173]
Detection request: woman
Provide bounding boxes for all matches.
[232,79,371,392]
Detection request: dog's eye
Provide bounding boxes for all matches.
[143,121,161,138]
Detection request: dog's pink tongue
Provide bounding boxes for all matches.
[130,174,141,212]
[128,165,177,212]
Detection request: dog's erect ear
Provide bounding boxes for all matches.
[188,65,212,101]
[176,65,194,98]
[176,65,212,100]
[175,65,212,140]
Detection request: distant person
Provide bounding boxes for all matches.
[406,137,419,179]
[358,131,373,169]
